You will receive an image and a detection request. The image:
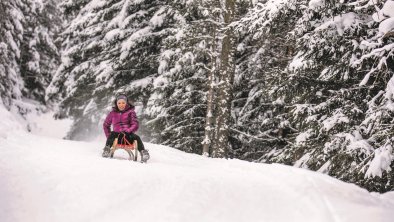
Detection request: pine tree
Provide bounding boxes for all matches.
[227,0,302,160]
[259,0,394,192]
[0,0,24,108]
[0,0,60,110]
[47,0,189,140]
[146,0,216,153]
[20,0,61,103]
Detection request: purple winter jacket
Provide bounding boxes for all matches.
[103,105,139,138]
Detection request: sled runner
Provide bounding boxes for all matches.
[109,133,138,161]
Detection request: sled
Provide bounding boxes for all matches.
[109,133,138,161]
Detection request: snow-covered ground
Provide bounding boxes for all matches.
[0,105,394,222]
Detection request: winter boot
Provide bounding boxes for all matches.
[102,145,111,158]
[140,149,150,163]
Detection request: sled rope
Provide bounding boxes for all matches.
[110,133,139,161]
[116,132,135,150]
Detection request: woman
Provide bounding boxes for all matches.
[102,94,150,162]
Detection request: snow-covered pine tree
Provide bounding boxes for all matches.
[145,0,251,156]
[145,0,218,154]
[263,0,370,168]
[0,0,60,110]
[0,0,25,108]
[229,0,302,160]
[351,0,394,191]
[47,0,188,140]
[20,0,61,103]
[259,0,394,192]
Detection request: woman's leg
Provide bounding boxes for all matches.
[105,132,119,147]
[124,132,149,162]
[103,132,120,158]
[126,133,145,151]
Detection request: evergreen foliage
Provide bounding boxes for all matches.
[231,0,302,160]
[0,0,60,111]
[233,0,394,192]
[47,0,188,140]
[146,0,217,153]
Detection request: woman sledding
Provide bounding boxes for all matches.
[102,94,150,162]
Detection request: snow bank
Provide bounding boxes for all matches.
[0,100,72,140]
[0,104,24,139]
[26,110,73,139]
[1,131,394,222]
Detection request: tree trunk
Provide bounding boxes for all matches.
[202,1,221,157]
[202,30,217,156]
[211,0,235,158]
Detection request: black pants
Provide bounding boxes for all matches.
[105,132,145,151]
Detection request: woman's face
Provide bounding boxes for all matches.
[117,99,127,111]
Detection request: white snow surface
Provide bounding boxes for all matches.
[1,108,394,222]
[27,111,73,139]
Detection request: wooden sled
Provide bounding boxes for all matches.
[109,135,138,161]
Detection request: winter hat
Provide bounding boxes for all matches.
[116,94,128,103]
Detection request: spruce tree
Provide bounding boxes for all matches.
[146,0,216,153]
[47,0,189,140]
[230,0,302,160]
[0,0,24,108]
[260,0,394,192]
[0,0,60,110]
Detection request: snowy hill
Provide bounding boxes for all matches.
[0,106,394,222]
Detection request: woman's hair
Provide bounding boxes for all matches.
[112,94,135,111]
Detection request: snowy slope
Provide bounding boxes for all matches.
[0,107,394,222]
